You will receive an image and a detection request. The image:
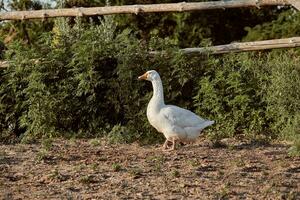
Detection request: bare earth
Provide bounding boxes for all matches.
[0,138,299,200]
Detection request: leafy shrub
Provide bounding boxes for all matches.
[18,16,152,140]
[263,51,300,149]
[242,9,300,153]
[0,43,32,143]
[244,10,300,41]
[0,16,204,143]
[194,53,268,141]
[107,124,136,144]
[193,51,300,146]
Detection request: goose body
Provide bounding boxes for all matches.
[139,70,214,150]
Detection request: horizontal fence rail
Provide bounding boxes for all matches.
[0,0,297,21]
[289,0,300,10]
[1,37,300,68]
[175,37,300,54]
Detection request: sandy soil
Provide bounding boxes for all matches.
[0,138,299,200]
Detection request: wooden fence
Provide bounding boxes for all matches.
[0,0,298,21]
[0,0,299,68]
[150,37,300,55]
[1,37,300,68]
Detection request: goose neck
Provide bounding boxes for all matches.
[151,78,165,107]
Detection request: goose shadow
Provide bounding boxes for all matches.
[230,142,287,151]
[0,156,21,165]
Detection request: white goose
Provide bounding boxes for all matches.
[138,70,214,150]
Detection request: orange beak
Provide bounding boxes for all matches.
[138,72,148,80]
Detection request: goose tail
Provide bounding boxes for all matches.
[201,120,214,129]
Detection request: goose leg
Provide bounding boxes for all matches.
[171,138,177,150]
[162,139,169,150]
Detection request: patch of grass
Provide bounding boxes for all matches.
[285,190,298,200]
[79,175,95,184]
[270,178,282,188]
[48,169,68,181]
[147,156,166,172]
[107,125,136,144]
[15,145,26,152]
[188,159,199,167]
[171,170,180,178]
[234,158,246,168]
[217,170,225,178]
[21,135,37,144]
[35,150,48,162]
[262,171,269,177]
[48,169,60,179]
[42,138,53,151]
[98,156,108,162]
[112,163,122,172]
[288,138,300,157]
[0,150,8,159]
[128,167,143,178]
[217,183,230,199]
[35,138,53,162]
[119,180,129,189]
[69,137,77,145]
[91,163,98,171]
[263,186,273,196]
[0,131,19,144]
[74,164,86,171]
[89,139,101,146]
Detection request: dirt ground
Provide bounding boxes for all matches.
[0,138,299,200]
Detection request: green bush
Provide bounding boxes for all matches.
[194,53,268,141]
[244,10,300,41]
[193,51,300,145]
[0,17,204,143]
[17,17,153,140]
[0,43,32,143]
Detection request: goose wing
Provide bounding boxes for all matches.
[161,105,207,128]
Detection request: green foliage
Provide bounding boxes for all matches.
[79,175,95,184]
[193,51,300,146]
[0,0,54,44]
[107,124,137,144]
[35,149,49,162]
[42,137,54,151]
[171,169,180,178]
[0,42,32,143]
[244,10,300,41]
[9,0,43,10]
[264,52,300,137]
[194,53,268,141]
[58,0,283,47]
[90,138,101,146]
[1,16,201,142]
[112,163,121,172]
[19,16,151,139]
[288,136,300,157]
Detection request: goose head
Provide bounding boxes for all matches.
[138,70,160,82]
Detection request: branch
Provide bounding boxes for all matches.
[0,0,292,20]
[151,37,300,55]
[288,0,300,10]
